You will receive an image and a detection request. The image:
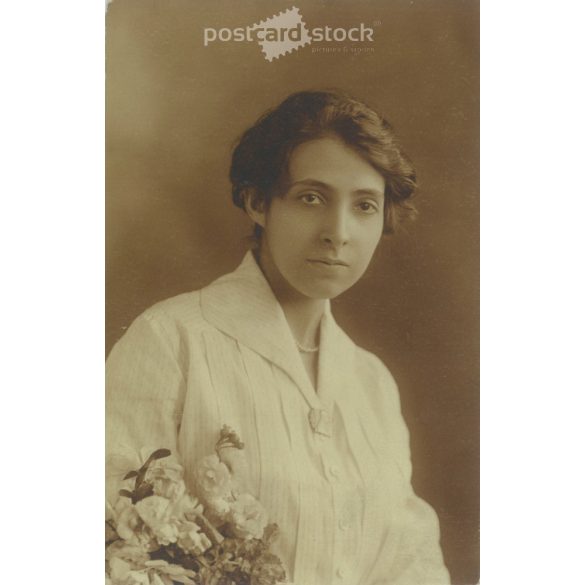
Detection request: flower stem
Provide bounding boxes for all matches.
[194,512,224,546]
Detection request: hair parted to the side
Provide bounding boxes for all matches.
[230,89,417,238]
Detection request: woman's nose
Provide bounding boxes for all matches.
[320,206,350,247]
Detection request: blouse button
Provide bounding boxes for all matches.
[329,465,340,478]
[336,567,346,579]
[338,519,350,531]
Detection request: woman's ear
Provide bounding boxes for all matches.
[242,188,266,228]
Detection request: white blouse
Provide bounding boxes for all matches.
[106,252,450,585]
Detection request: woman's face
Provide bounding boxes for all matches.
[250,136,386,300]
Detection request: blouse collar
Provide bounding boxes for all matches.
[200,251,356,412]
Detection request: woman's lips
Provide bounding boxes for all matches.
[307,258,349,267]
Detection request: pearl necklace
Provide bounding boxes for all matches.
[295,339,320,353]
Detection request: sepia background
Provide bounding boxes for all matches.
[106,0,479,583]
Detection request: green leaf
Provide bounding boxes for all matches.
[123,470,139,480]
[133,482,154,503]
[142,449,171,471]
[135,449,172,487]
[150,448,171,460]
[118,489,134,500]
[135,467,148,488]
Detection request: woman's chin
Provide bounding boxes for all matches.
[293,281,353,301]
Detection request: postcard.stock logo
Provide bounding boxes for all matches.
[203,6,375,62]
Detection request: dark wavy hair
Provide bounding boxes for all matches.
[230,89,417,236]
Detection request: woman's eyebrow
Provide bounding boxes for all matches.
[352,188,384,198]
[288,179,383,198]
[288,179,332,190]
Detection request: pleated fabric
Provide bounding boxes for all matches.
[106,252,450,585]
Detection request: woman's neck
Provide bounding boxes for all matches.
[254,247,325,349]
[279,296,324,350]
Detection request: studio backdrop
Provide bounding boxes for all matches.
[106,1,479,583]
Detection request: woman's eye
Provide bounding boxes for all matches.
[357,201,379,214]
[300,193,323,205]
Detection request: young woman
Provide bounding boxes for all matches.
[106,90,451,584]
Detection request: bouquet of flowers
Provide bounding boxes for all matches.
[106,426,287,585]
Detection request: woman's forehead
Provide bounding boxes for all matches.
[287,136,385,193]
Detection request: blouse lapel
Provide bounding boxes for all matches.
[200,252,322,411]
[316,305,357,411]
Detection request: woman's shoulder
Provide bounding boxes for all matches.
[142,290,205,327]
[349,343,402,413]
[107,290,207,361]
[324,310,398,393]
[352,344,397,387]
[109,257,253,358]
[139,259,249,331]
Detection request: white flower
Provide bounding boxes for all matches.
[134,496,179,546]
[217,445,253,493]
[106,545,197,585]
[108,556,196,585]
[110,498,156,550]
[106,541,150,566]
[193,454,233,502]
[115,504,143,542]
[108,557,135,583]
[108,556,151,585]
[176,520,212,555]
[169,490,203,520]
[227,493,268,540]
[205,496,231,522]
[148,461,186,501]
